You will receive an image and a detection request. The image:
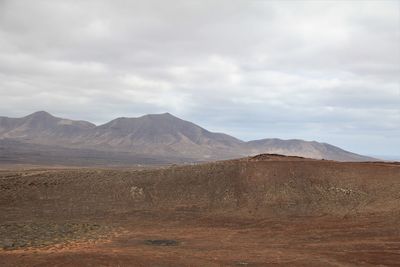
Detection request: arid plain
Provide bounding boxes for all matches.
[1,154,399,266]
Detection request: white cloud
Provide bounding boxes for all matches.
[0,0,399,156]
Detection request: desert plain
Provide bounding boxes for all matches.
[0,154,399,266]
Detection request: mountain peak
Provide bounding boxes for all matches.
[145,112,177,119]
[26,111,54,119]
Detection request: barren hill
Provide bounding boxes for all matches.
[246,138,373,162]
[2,154,397,219]
[0,111,375,164]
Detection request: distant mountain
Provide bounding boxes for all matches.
[84,113,244,159]
[0,111,376,165]
[246,138,374,162]
[0,111,95,144]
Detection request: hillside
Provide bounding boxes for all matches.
[2,154,397,219]
[0,111,375,164]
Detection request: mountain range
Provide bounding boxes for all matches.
[0,111,375,165]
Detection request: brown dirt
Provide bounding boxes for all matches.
[1,155,399,266]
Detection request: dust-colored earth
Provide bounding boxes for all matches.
[1,155,399,266]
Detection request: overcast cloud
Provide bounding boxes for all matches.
[0,0,399,157]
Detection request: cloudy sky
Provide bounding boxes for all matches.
[0,0,399,157]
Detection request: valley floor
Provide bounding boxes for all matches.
[1,211,400,266]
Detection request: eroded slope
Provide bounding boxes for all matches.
[1,155,398,222]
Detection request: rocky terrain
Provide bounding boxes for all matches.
[0,154,399,266]
[0,111,375,165]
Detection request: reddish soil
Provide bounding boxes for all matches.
[1,155,399,266]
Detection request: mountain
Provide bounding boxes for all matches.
[0,111,95,144]
[246,138,374,162]
[84,113,244,158]
[0,111,376,165]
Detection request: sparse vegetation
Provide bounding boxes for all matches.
[0,155,399,265]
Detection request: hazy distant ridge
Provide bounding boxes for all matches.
[0,111,375,164]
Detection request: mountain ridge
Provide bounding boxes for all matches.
[0,111,376,164]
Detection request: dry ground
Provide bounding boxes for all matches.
[1,155,399,266]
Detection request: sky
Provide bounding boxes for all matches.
[0,0,399,157]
